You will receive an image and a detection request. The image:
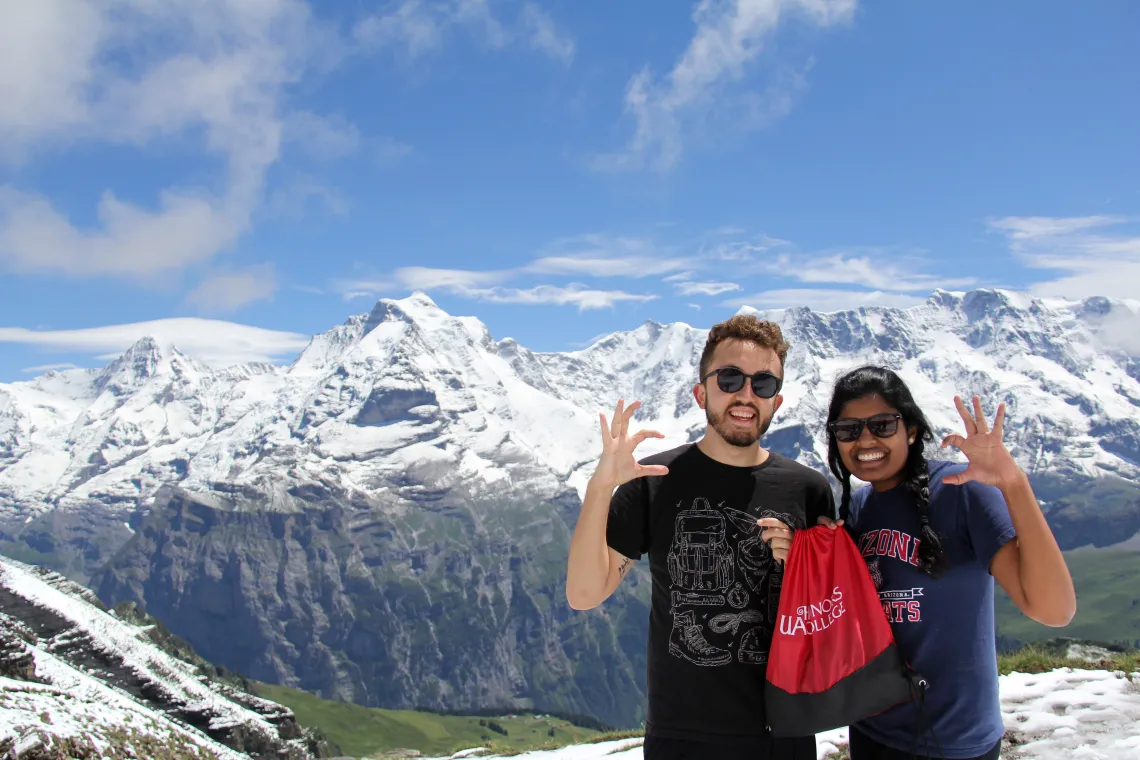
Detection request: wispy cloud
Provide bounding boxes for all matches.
[186,264,277,312]
[725,288,927,312]
[354,0,573,64]
[459,283,657,310]
[772,251,976,292]
[395,266,509,290]
[989,214,1140,300]
[988,215,1128,241]
[674,281,741,297]
[21,363,82,374]
[592,0,856,171]
[0,318,311,367]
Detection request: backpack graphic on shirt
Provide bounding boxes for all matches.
[666,499,734,592]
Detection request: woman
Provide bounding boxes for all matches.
[820,366,1075,760]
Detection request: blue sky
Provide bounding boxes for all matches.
[1,0,1138,381]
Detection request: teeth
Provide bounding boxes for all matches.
[857,452,885,462]
[729,411,754,419]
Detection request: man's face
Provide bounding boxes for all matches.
[694,339,784,447]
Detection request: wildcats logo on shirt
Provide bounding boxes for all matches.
[879,588,923,623]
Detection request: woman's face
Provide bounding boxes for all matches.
[833,393,913,491]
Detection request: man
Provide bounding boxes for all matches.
[566,315,836,759]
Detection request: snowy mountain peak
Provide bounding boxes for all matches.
[362,291,447,336]
[93,335,201,395]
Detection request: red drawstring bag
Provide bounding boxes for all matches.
[764,525,923,737]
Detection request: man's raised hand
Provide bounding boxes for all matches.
[594,398,669,486]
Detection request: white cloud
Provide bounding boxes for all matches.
[0,318,311,367]
[0,0,330,279]
[0,186,248,277]
[675,281,741,296]
[989,214,1140,301]
[186,264,277,312]
[394,266,510,290]
[375,136,414,165]
[592,0,855,171]
[725,288,927,312]
[780,252,976,292]
[520,3,575,65]
[21,363,82,374]
[528,233,690,277]
[354,0,573,64]
[528,255,689,278]
[285,111,362,161]
[988,215,1128,241]
[459,284,658,310]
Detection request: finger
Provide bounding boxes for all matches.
[993,402,1006,438]
[768,538,793,553]
[630,429,665,446]
[972,395,988,434]
[816,516,843,529]
[610,399,624,437]
[954,395,976,434]
[636,464,670,477]
[940,433,966,451]
[757,518,790,528]
[942,466,975,486]
[621,400,641,438]
[599,412,610,442]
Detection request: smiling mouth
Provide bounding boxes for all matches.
[856,451,886,462]
[727,408,756,423]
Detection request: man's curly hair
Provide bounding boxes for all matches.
[698,315,790,379]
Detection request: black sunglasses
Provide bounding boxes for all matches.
[700,367,783,399]
[828,413,903,443]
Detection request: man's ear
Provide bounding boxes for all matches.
[693,382,705,409]
[772,394,784,415]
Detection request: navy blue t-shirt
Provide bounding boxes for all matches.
[846,459,1017,759]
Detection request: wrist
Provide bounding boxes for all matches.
[997,465,1030,495]
[588,469,620,494]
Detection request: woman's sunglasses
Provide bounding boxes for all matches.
[700,367,782,399]
[828,412,904,443]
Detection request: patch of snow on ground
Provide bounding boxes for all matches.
[417,669,1140,760]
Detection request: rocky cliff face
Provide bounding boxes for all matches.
[92,484,652,728]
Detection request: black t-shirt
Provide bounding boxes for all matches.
[606,443,836,744]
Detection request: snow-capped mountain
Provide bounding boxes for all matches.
[1,288,1138,521]
[0,554,326,759]
[3,287,1139,729]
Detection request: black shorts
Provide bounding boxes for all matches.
[848,725,1002,760]
[642,733,817,760]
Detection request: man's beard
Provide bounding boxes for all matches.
[707,404,773,447]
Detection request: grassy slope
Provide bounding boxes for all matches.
[256,641,1140,759]
[251,681,621,758]
[995,547,1140,646]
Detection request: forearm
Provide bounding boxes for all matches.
[566,474,618,610]
[1000,469,1076,625]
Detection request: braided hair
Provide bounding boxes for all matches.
[826,366,949,579]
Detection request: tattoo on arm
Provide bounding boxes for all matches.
[618,558,633,578]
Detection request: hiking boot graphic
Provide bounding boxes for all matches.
[669,610,732,667]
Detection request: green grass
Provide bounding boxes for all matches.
[997,642,1140,676]
[995,547,1140,647]
[250,681,610,758]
